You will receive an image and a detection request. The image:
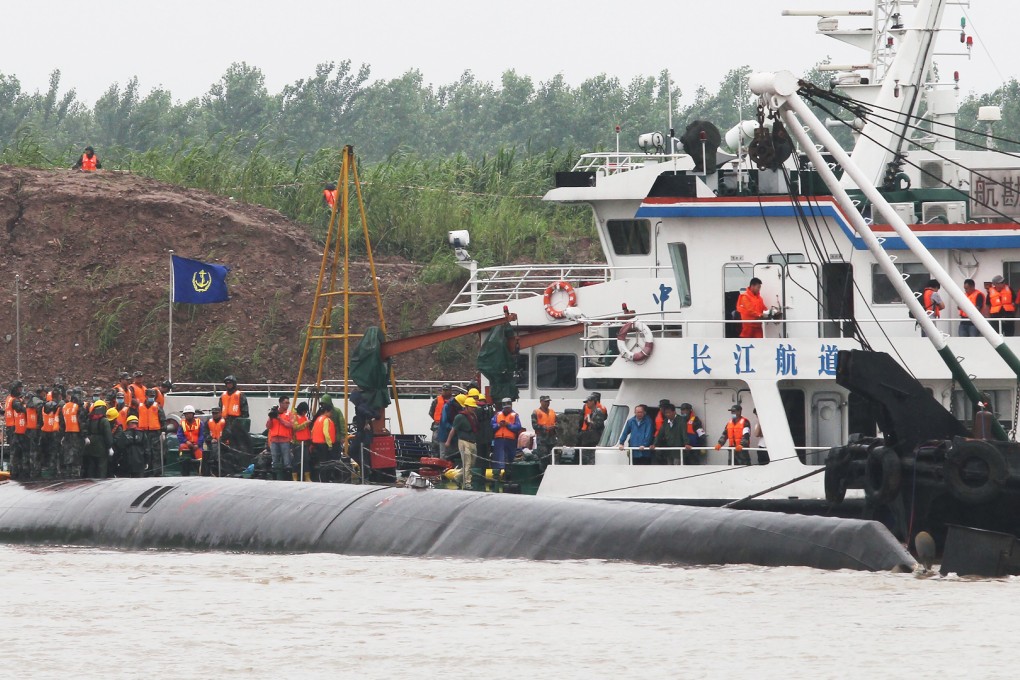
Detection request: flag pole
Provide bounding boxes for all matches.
[168,250,174,383]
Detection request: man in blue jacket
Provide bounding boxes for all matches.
[617,404,654,464]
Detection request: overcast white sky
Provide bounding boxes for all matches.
[5,0,1015,109]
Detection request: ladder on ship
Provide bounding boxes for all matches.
[292,144,404,434]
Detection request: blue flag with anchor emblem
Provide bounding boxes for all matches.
[171,255,230,304]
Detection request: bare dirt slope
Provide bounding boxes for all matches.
[0,166,466,390]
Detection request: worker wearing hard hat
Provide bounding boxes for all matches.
[119,415,147,478]
[177,405,204,476]
[82,399,114,479]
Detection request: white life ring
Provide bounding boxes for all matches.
[543,281,578,319]
[616,321,654,362]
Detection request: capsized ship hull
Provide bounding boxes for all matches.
[0,477,913,572]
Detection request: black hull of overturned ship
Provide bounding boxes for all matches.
[0,476,913,572]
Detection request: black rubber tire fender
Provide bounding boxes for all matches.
[823,447,852,504]
[944,439,1008,505]
[864,446,902,504]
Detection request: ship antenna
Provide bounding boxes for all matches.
[667,71,675,153]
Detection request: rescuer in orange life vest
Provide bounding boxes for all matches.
[715,404,751,466]
[220,375,252,454]
[73,146,102,172]
[201,405,227,477]
[531,395,558,471]
[736,277,772,339]
[987,275,1016,337]
[428,383,453,454]
[958,278,986,338]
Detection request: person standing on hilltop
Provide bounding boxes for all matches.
[73,146,102,172]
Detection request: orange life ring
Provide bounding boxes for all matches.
[543,281,578,319]
[616,320,654,362]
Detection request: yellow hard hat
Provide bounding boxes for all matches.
[463,397,477,408]
[126,415,139,424]
[93,399,107,410]
[455,393,467,406]
[467,388,481,398]
[106,407,120,422]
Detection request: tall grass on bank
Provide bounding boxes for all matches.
[1,131,596,273]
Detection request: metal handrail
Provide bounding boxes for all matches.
[570,152,690,175]
[440,264,674,315]
[549,445,831,466]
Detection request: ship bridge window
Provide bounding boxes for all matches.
[607,219,651,255]
[667,243,693,307]
[767,253,807,265]
[872,263,930,304]
[536,354,577,390]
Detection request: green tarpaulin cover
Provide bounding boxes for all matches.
[477,323,519,402]
[349,326,392,409]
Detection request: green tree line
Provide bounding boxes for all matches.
[1,61,1013,273]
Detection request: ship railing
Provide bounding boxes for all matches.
[442,264,673,314]
[570,152,689,176]
[166,379,465,399]
[549,445,832,466]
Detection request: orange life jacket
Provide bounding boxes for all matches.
[154,388,165,408]
[533,408,556,429]
[723,417,750,446]
[323,189,337,207]
[960,290,984,319]
[25,407,39,430]
[14,410,27,435]
[990,286,1016,314]
[431,395,447,423]
[495,412,519,440]
[42,409,61,433]
[206,417,226,440]
[294,414,312,442]
[180,418,201,444]
[267,412,292,440]
[62,402,80,433]
[922,288,941,318]
[686,414,699,436]
[581,403,607,431]
[127,384,147,407]
[3,395,14,427]
[220,391,242,417]
[80,153,98,171]
[137,403,162,431]
[311,413,336,444]
[118,407,129,429]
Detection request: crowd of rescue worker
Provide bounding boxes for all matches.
[427,383,763,490]
[0,373,252,481]
[0,371,365,483]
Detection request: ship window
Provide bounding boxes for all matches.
[607,219,651,255]
[871,263,930,304]
[600,404,631,447]
[583,377,623,391]
[1003,262,1020,292]
[536,354,577,389]
[667,243,693,306]
[514,354,529,389]
[767,253,807,265]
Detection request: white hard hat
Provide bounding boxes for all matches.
[182,405,195,414]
